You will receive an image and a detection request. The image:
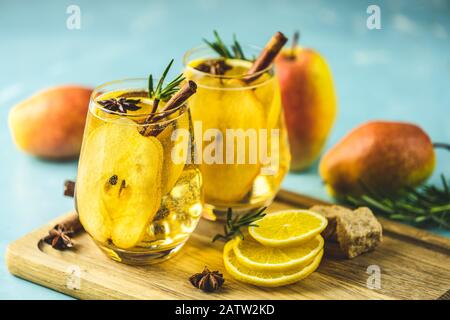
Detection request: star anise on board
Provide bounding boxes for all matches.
[98,97,141,114]
[43,225,75,250]
[189,267,224,292]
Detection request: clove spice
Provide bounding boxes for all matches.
[139,80,197,137]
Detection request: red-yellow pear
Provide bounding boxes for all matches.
[275,35,337,171]
[8,85,92,159]
[319,121,436,198]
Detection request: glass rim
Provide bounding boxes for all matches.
[90,77,188,124]
[182,43,274,80]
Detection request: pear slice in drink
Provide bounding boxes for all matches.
[190,78,266,203]
[77,119,164,249]
[156,112,189,196]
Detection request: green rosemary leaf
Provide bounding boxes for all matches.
[160,74,185,101]
[430,204,450,213]
[414,216,428,223]
[248,223,260,227]
[212,207,267,242]
[154,59,174,98]
[147,59,185,104]
[203,31,249,61]
[344,174,450,230]
[232,34,246,60]
[395,201,426,215]
[148,74,154,98]
[213,30,232,58]
[389,214,409,221]
[360,195,395,214]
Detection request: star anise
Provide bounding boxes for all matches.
[43,225,75,250]
[98,97,141,114]
[189,267,224,292]
[195,59,232,75]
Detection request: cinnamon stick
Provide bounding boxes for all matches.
[245,31,288,82]
[140,80,197,137]
[290,31,300,59]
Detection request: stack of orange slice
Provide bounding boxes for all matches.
[223,210,328,287]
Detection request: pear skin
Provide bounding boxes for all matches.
[319,121,435,197]
[275,47,337,171]
[8,85,92,159]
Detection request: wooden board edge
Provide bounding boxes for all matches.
[5,240,80,299]
[5,231,135,300]
[5,224,211,300]
[437,290,450,300]
[4,235,392,301]
[276,189,450,253]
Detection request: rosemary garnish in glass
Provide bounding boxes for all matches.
[345,174,450,229]
[212,207,267,242]
[147,59,185,114]
[203,30,248,60]
[140,60,197,136]
[195,31,250,76]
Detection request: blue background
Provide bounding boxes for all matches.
[1,0,449,299]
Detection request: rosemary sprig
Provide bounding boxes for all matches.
[148,59,185,103]
[345,174,450,229]
[212,207,266,242]
[203,31,248,60]
[145,59,186,120]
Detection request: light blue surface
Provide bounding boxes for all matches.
[1,0,449,299]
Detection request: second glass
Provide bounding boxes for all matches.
[183,45,290,214]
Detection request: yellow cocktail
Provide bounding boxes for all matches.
[76,77,202,264]
[184,36,290,213]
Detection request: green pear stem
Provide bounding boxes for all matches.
[290,31,300,58]
[433,143,450,152]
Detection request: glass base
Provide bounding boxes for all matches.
[203,196,275,221]
[96,240,186,265]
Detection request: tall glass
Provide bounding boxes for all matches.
[183,45,290,214]
[75,79,202,265]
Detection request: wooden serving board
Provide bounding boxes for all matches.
[6,190,450,300]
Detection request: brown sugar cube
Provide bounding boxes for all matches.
[336,207,382,258]
[309,205,353,241]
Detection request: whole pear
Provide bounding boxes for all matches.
[319,121,435,198]
[9,85,92,159]
[275,45,337,171]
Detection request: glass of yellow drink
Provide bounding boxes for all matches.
[75,78,202,264]
[183,44,290,214]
